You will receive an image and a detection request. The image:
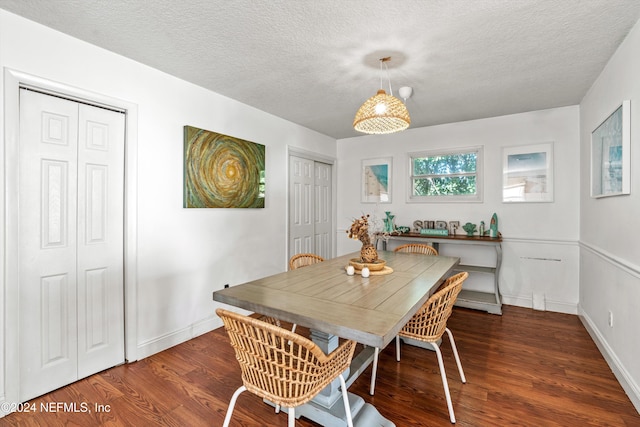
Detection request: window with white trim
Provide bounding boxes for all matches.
[408,147,483,202]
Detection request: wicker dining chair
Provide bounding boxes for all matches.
[367,242,440,395]
[393,243,439,256]
[216,308,356,427]
[286,253,325,335]
[394,271,468,424]
[289,253,325,270]
[254,254,324,335]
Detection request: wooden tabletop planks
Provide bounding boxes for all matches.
[213,251,459,348]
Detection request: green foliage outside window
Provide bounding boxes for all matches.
[411,151,479,198]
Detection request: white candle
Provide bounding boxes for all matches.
[346,265,355,275]
[361,267,370,278]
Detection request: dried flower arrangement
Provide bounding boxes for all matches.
[346,214,379,263]
[347,214,371,244]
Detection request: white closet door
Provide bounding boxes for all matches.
[76,102,125,379]
[18,89,125,401]
[289,156,315,257]
[19,89,80,401]
[288,155,333,261]
[314,162,332,259]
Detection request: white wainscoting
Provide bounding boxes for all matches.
[493,237,579,314]
[579,242,640,413]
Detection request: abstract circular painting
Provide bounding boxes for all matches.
[184,126,265,208]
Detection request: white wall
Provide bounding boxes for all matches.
[2,4,639,415]
[0,9,336,407]
[337,106,581,314]
[579,18,640,412]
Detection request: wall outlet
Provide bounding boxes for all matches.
[608,311,613,328]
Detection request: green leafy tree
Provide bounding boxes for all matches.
[413,153,477,196]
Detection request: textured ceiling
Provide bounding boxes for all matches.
[2,0,640,139]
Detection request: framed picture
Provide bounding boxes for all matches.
[591,100,630,198]
[184,126,265,208]
[362,157,392,203]
[502,142,554,203]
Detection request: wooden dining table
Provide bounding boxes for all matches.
[213,250,459,426]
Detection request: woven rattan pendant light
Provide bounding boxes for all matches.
[353,57,411,134]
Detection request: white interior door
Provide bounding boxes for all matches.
[76,98,125,378]
[314,162,331,258]
[289,156,315,256]
[18,89,125,401]
[288,155,332,261]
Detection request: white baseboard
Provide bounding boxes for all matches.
[0,396,7,418]
[501,294,531,308]
[579,306,640,414]
[135,316,223,361]
[543,298,578,315]
[501,294,578,315]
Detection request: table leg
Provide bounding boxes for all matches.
[288,329,396,426]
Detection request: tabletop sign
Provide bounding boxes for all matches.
[420,229,449,236]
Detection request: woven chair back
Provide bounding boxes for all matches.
[216,308,356,408]
[257,314,281,327]
[289,253,325,270]
[400,272,468,342]
[393,243,438,256]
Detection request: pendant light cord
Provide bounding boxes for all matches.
[384,62,393,96]
[379,57,394,96]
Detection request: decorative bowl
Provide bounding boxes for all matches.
[349,258,387,271]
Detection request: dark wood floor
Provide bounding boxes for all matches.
[4,305,639,426]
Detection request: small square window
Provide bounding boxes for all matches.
[408,147,483,202]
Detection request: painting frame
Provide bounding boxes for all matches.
[183,125,265,208]
[502,142,554,203]
[362,157,392,203]
[590,100,631,198]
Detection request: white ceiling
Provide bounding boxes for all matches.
[2,1,640,139]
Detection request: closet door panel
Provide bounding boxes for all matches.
[76,103,125,379]
[19,89,79,401]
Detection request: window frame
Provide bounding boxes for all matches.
[407,146,483,203]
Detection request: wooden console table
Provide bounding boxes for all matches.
[377,233,503,315]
